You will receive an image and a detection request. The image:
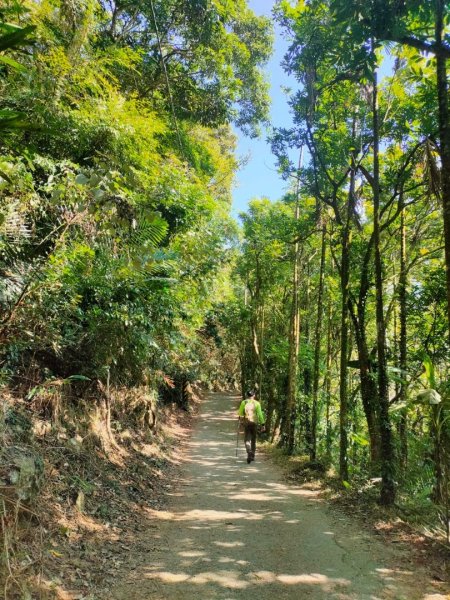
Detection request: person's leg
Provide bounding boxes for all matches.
[244,423,252,463]
[250,423,257,460]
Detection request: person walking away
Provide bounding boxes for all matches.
[238,390,265,464]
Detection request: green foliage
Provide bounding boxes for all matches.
[95,0,273,137]
[226,0,450,516]
[0,20,35,130]
[0,0,269,390]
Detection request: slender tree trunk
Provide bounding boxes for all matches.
[432,22,450,533]
[398,204,408,467]
[311,223,326,460]
[325,300,333,463]
[339,222,350,481]
[240,284,252,397]
[303,260,313,451]
[285,149,303,453]
[434,21,450,528]
[285,200,301,453]
[353,319,381,469]
[372,62,396,505]
[239,350,246,400]
[251,314,261,373]
[259,304,265,400]
[249,264,266,388]
[272,411,282,444]
[338,169,354,482]
[265,366,276,433]
[435,0,450,339]
[430,399,450,508]
[350,228,381,469]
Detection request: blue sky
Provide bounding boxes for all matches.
[231,0,295,218]
[231,1,395,219]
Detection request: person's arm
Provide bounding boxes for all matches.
[256,402,265,425]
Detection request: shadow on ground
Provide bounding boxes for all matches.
[109,393,448,600]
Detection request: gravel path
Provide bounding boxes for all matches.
[109,392,448,600]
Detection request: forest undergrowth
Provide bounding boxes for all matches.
[0,382,203,599]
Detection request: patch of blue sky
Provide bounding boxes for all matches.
[232,0,397,220]
[232,0,295,219]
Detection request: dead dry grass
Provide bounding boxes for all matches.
[0,385,200,600]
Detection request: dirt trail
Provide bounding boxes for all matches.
[109,392,448,600]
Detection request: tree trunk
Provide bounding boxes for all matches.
[285,200,301,453]
[311,223,326,460]
[349,206,381,469]
[258,304,265,400]
[372,61,396,505]
[265,368,276,433]
[303,260,313,452]
[249,263,266,391]
[325,300,333,462]
[338,170,353,482]
[284,149,303,454]
[354,321,381,469]
[239,349,247,400]
[429,22,450,531]
[435,0,450,340]
[398,204,408,467]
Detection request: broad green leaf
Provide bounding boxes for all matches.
[0,54,27,72]
[422,355,436,388]
[415,389,441,405]
[0,24,35,52]
[75,173,90,185]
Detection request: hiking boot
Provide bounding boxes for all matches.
[246,455,251,464]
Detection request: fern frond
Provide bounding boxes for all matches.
[129,212,168,248]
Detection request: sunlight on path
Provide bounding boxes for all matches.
[110,393,448,600]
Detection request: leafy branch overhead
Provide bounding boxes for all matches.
[0,0,263,385]
[0,22,36,130]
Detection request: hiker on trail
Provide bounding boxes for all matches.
[238,390,265,464]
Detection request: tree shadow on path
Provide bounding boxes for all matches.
[110,393,448,600]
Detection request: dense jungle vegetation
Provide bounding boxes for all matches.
[234,0,450,531]
[0,1,272,592]
[0,0,273,391]
[0,0,449,594]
